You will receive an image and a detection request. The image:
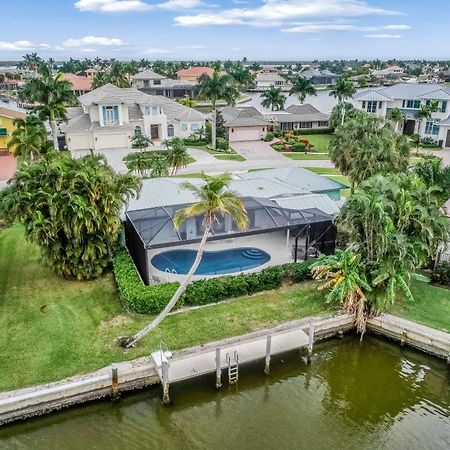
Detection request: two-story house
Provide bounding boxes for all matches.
[255,72,288,91]
[64,83,206,152]
[132,69,197,99]
[0,107,27,154]
[354,83,450,147]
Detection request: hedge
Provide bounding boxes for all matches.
[293,128,332,135]
[432,262,450,286]
[113,248,315,314]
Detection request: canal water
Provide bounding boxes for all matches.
[0,336,449,450]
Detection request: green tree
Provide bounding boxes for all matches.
[412,155,450,204]
[178,96,197,108]
[5,151,140,279]
[415,101,439,138]
[198,64,236,148]
[329,76,356,125]
[386,107,405,132]
[123,152,154,177]
[289,75,317,103]
[22,64,76,148]
[131,134,152,152]
[228,62,255,89]
[149,153,170,178]
[7,115,48,162]
[260,86,286,111]
[123,173,248,346]
[91,71,110,89]
[165,138,191,175]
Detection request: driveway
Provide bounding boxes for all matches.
[231,140,288,161]
[0,153,16,184]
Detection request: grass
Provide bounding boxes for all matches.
[300,134,332,153]
[214,154,246,162]
[284,153,331,161]
[1,225,449,392]
[306,167,340,176]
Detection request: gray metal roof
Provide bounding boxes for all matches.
[132,69,165,80]
[274,194,339,215]
[354,90,392,101]
[357,83,450,101]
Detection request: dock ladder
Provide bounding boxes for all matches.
[226,351,239,385]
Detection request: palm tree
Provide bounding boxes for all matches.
[260,86,286,111]
[91,71,109,89]
[289,75,317,103]
[329,76,357,126]
[123,152,154,177]
[149,153,170,178]
[228,62,255,89]
[165,138,191,175]
[108,62,131,88]
[415,101,439,138]
[250,62,262,72]
[7,115,48,162]
[178,96,197,108]
[131,134,152,152]
[198,64,236,148]
[386,108,405,132]
[21,65,75,149]
[123,173,248,347]
[311,247,371,335]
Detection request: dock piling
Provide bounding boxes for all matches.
[264,334,272,375]
[111,364,120,400]
[161,360,170,405]
[307,324,315,364]
[215,348,222,388]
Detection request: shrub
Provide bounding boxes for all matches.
[272,144,285,152]
[183,138,209,146]
[216,137,229,151]
[113,248,316,314]
[265,131,274,142]
[295,128,332,135]
[410,134,420,145]
[291,142,306,152]
[432,262,450,286]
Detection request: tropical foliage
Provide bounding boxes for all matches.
[123,172,248,346]
[4,151,140,279]
[289,75,317,103]
[329,76,356,125]
[261,86,286,111]
[165,138,191,175]
[412,155,450,204]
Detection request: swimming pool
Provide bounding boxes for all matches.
[151,247,271,275]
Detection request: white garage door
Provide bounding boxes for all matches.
[96,133,129,149]
[230,128,261,142]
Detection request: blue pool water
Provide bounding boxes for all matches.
[151,247,271,275]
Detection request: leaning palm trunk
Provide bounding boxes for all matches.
[211,107,217,149]
[341,101,346,127]
[124,225,211,347]
[50,120,59,150]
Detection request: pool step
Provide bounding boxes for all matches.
[241,249,266,259]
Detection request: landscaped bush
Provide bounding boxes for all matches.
[216,137,229,151]
[432,262,450,286]
[420,137,441,149]
[272,144,285,152]
[293,128,332,135]
[271,133,313,152]
[291,142,307,152]
[265,131,274,142]
[183,138,209,146]
[410,134,420,146]
[113,247,315,314]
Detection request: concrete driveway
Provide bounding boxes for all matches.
[231,140,288,161]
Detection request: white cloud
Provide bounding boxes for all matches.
[365,33,402,39]
[143,47,174,54]
[158,0,204,9]
[383,24,411,30]
[81,48,97,52]
[62,36,124,47]
[282,23,378,33]
[175,0,403,27]
[74,0,151,12]
[0,40,44,51]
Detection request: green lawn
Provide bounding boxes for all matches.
[284,153,331,161]
[300,134,332,153]
[215,154,246,162]
[1,225,449,392]
[306,167,340,176]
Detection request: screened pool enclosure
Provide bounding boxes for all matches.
[125,196,337,284]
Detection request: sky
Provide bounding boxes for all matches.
[1,0,449,61]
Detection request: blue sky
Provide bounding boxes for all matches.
[1,0,449,60]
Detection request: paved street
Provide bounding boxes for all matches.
[231,140,287,161]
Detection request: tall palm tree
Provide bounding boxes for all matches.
[91,71,109,89]
[108,62,131,88]
[149,153,170,178]
[123,173,248,347]
[21,65,75,149]
[198,64,236,148]
[228,62,255,89]
[386,108,405,132]
[178,96,197,108]
[123,152,153,178]
[165,138,191,175]
[131,134,153,152]
[289,75,317,103]
[260,86,286,111]
[7,115,48,162]
[329,76,357,126]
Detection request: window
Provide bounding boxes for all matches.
[154,80,161,85]
[181,123,188,131]
[441,101,447,113]
[134,126,142,137]
[102,105,119,125]
[143,80,149,88]
[366,101,377,113]
[144,106,151,115]
[425,121,439,135]
[318,121,329,127]
[362,101,366,109]
[281,122,293,131]
[0,128,7,136]
[152,106,159,116]
[378,101,383,108]
[299,122,312,129]
[191,123,200,131]
[167,124,174,137]
[406,100,421,109]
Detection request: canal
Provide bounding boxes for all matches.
[0,335,448,449]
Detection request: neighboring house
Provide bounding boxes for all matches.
[301,69,339,85]
[64,83,205,152]
[176,67,214,82]
[255,72,288,90]
[354,83,450,146]
[62,73,92,96]
[221,106,270,142]
[85,68,97,79]
[268,104,330,131]
[440,69,450,83]
[371,65,405,82]
[125,167,344,284]
[132,69,196,99]
[0,107,27,154]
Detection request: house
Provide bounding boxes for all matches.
[221,106,270,142]
[85,68,97,79]
[301,69,339,85]
[0,107,27,154]
[176,67,214,83]
[62,73,92,96]
[440,69,450,83]
[132,69,196,99]
[255,72,288,90]
[268,104,330,131]
[371,65,405,82]
[64,83,206,152]
[124,167,343,284]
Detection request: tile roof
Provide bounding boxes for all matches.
[176,67,214,77]
[269,104,329,123]
[256,73,285,82]
[221,106,270,127]
[132,69,166,80]
[0,107,27,120]
[62,73,92,92]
